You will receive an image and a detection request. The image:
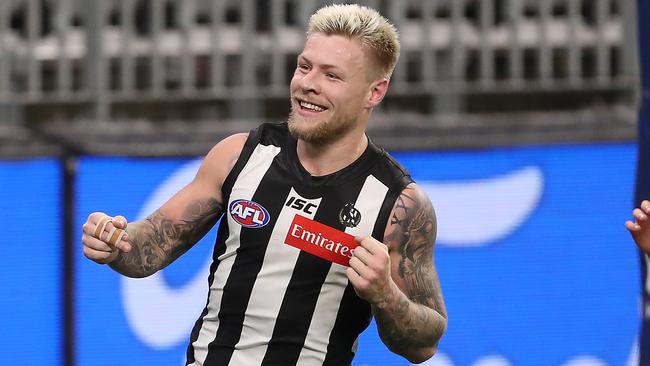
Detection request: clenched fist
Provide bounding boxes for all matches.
[81,212,132,264]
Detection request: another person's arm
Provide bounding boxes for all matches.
[347,183,447,363]
[81,133,247,277]
[626,200,650,254]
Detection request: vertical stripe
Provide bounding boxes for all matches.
[321,286,371,366]
[299,175,390,365]
[346,175,390,237]
[189,143,281,366]
[260,252,332,365]
[186,221,230,364]
[228,189,321,365]
[293,263,347,366]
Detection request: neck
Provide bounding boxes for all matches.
[297,130,369,177]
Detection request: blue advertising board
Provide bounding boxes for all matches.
[75,144,639,366]
[0,159,62,364]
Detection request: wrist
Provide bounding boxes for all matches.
[373,279,403,310]
[105,248,122,266]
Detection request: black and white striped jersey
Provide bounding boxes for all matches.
[186,122,413,366]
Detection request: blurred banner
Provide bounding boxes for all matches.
[637,0,650,364]
[0,159,62,364]
[73,145,638,366]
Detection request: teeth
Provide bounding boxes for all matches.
[299,101,325,112]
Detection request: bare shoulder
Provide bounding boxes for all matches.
[384,182,437,255]
[195,133,249,188]
[204,133,248,169]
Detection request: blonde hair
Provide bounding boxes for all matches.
[307,4,400,80]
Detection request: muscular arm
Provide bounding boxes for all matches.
[106,133,247,277]
[373,183,447,362]
[109,197,223,277]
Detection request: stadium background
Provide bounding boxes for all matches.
[0,1,646,365]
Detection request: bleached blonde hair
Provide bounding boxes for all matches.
[307,4,400,80]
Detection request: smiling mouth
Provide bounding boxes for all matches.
[296,99,328,112]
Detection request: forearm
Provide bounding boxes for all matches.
[109,198,221,277]
[373,282,447,363]
[109,219,173,278]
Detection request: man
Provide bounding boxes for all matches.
[82,4,447,365]
[627,200,650,253]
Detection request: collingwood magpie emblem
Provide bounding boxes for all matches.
[339,202,361,228]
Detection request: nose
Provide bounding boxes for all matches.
[298,70,320,94]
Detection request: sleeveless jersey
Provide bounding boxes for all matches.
[186,122,413,366]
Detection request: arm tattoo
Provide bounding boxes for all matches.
[375,185,447,354]
[110,197,223,277]
[389,189,443,311]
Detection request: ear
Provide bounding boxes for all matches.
[365,78,389,109]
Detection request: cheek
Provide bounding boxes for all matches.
[289,73,302,91]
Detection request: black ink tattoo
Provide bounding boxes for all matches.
[110,197,223,277]
[374,185,447,358]
[385,186,443,311]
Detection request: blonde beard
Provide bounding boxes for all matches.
[287,109,357,146]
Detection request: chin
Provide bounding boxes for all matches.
[288,111,355,145]
[289,121,333,145]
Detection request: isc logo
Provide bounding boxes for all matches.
[285,196,318,214]
[229,199,270,228]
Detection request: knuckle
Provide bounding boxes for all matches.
[359,279,369,289]
[369,262,382,273]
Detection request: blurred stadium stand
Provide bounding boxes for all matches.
[0,0,640,156]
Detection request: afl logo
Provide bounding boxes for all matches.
[229,199,271,228]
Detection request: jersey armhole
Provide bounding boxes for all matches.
[371,174,414,242]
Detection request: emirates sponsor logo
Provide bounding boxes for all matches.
[284,214,358,266]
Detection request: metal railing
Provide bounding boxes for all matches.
[0,0,639,122]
